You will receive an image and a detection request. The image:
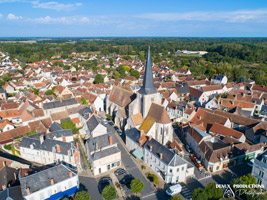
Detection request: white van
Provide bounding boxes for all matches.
[165,184,182,196]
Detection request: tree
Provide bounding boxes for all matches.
[94,74,104,84]
[32,88,40,95]
[204,182,223,199]
[102,185,117,200]
[130,70,140,79]
[240,174,257,185]
[170,196,183,200]
[130,179,144,193]
[73,191,90,200]
[123,65,131,72]
[192,188,208,200]
[60,120,79,134]
[81,97,88,105]
[44,89,56,96]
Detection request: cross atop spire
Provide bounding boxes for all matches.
[139,47,158,95]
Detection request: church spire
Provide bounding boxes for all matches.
[139,47,158,95]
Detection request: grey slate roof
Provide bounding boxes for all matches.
[43,98,77,110]
[260,105,267,115]
[86,133,114,153]
[20,137,76,156]
[20,164,76,197]
[176,86,190,94]
[93,146,120,160]
[138,47,158,95]
[86,115,100,133]
[78,106,93,120]
[30,129,73,140]
[144,138,187,166]
[125,128,140,143]
[0,186,23,200]
[50,122,63,132]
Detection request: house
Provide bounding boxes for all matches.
[211,75,228,85]
[53,86,73,99]
[20,164,79,200]
[0,110,22,124]
[0,89,7,100]
[205,98,218,110]
[189,86,208,106]
[43,98,78,115]
[0,126,31,144]
[82,93,104,112]
[86,115,107,138]
[0,119,15,132]
[85,134,121,175]
[252,149,267,189]
[0,186,23,200]
[3,82,16,94]
[20,135,80,169]
[125,128,194,183]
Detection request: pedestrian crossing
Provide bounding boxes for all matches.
[180,185,192,200]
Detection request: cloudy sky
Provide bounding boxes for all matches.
[0,0,267,37]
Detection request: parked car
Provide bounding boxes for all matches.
[117,130,123,136]
[185,145,192,153]
[247,159,255,167]
[98,177,112,193]
[115,168,126,176]
[166,184,182,196]
[108,121,114,126]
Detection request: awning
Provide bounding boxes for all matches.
[132,149,143,159]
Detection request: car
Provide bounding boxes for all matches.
[114,126,119,131]
[185,145,192,153]
[119,174,134,185]
[115,168,126,176]
[98,177,112,193]
[247,159,255,167]
[108,121,114,126]
[165,184,182,196]
[117,130,123,136]
[102,119,108,124]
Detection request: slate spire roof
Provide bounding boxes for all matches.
[139,47,158,95]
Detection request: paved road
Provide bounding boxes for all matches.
[79,175,103,200]
[106,123,156,197]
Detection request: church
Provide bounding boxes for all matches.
[106,47,173,145]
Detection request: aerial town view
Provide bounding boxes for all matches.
[0,0,267,200]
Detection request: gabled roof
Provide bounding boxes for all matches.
[43,98,77,110]
[209,122,243,139]
[20,164,76,197]
[108,86,135,107]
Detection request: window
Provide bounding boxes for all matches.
[177,168,179,172]
[216,166,219,170]
[259,171,264,178]
[182,167,184,171]
[170,169,172,173]
[176,176,179,183]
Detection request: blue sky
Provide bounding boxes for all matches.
[0,0,267,37]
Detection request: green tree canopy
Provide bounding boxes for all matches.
[73,191,90,200]
[123,65,131,71]
[170,196,183,200]
[44,89,56,96]
[94,74,104,84]
[130,179,144,193]
[102,185,117,200]
[81,97,88,105]
[130,70,140,79]
[204,182,223,199]
[192,188,208,200]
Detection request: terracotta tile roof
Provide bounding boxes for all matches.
[108,86,135,107]
[51,111,69,121]
[34,82,46,88]
[252,85,267,93]
[201,84,223,92]
[132,113,143,126]
[184,108,194,115]
[190,108,206,124]
[0,110,20,118]
[169,140,185,154]
[189,86,203,99]
[138,131,147,147]
[32,109,44,118]
[140,103,171,133]
[28,120,47,133]
[72,117,80,124]
[1,102,19,110]
[41,118,52,128]
[187,80,211,87]
[209,122,243,139]
[0,120,14,130]
[0,126,30,143]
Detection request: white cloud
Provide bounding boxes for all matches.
[7,13,23,20]
[137,9,267,23]
[32,1,82,11]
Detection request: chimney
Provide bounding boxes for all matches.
[149,145,153,151]
[50,178,54,185]
[69,171,73,178]
[76,142,79,149]
[148,136,152,141]
[62,136,66,142]
[40,134,45,144]
[2,185,6,190]
[26,187,30,195]
[93,108,96,114]
[159,153,163,159]
[109,136,113,145]
[56,145,61,153]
